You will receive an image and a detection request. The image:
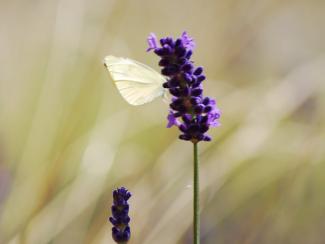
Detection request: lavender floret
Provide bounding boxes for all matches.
[109,187,131,243]
[147,32,221,143]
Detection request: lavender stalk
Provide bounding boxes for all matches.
[193,142,200,244]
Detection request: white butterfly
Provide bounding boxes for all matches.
[104,55,167,106]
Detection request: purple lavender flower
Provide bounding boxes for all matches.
[147,32,221,143]
[109,187,131,243]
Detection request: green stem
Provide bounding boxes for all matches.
[193,142,200,244]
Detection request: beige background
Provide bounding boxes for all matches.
[0,0,325,243]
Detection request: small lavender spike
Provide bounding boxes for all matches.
[109,187,131,243]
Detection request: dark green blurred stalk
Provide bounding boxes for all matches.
[193,142,200,244]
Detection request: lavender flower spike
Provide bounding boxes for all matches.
[109,187,131,243]
[147,32,221,143]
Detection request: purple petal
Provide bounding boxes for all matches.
[209,98,216,106]
[167,111,180,128]
[207,108,221,127]
[181,31,195,50]
[147,33,158,52]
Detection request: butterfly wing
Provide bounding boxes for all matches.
[104,55,166,106]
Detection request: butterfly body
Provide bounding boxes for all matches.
[104,55,166,106]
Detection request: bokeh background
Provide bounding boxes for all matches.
[1,0,325,243]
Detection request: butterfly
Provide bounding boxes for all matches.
[104,55,167,106]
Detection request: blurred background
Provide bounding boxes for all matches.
[0,0,325,243]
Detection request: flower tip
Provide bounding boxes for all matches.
[181,31,195,50]
[181,31,188,38]
[147,32,158,52]
[149,32,157,37]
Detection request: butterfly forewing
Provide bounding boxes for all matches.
[104,56,166,105]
